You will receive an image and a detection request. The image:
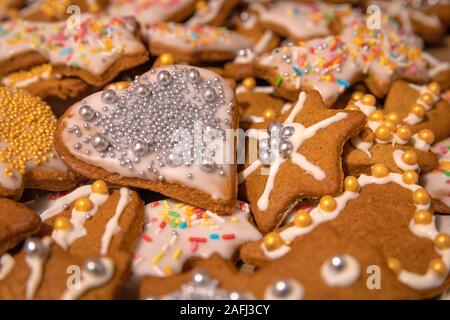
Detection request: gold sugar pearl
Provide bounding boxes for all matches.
[344,176,359,192]
[387,257,401,274]
[368,110,384,122]
[395,125,412,141]
[418,129,435,145]
[345,104,360,111]
[412,189,430,205]
[263,108,276,121]
[294,210,313,228]
[91,180,109,194]
[402,170,418,184]
[371,163,389,178]
[434,233,450,250]
[427,82,440,95]
[401,150,418,165]
[158,53,175,67]
[54,216,72,231]
[385,112,401,125]
[351,91,364,101]
[263,232,285,251]
[319,195,337,212]
[413,210,432,224]
[242,77,256,90]
[383,119,396,131]
[410,103,425,117]
[361,94,376,106]
[375,125,392,141]
[419,93,433,105]
[74,197,94,212]
[429,258,448,277]
[0,87,56,176]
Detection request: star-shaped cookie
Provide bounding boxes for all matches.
[239,90,366,233]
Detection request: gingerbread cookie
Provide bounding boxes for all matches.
[423,53,450,91]
[131,199,261,279]
[342,92,438,176]
[146,23,252,64]
[187,0,242,26]
[1,64,89,99]
[0,14,148,86]
[19,0,107,21]
[422,137,450,214]
[239,91,366,233]
[56,65,238,215]
[0,181,145,299]
[384,81,450,141]
[241,165,450,297]
[0,199,40,255]
[140,223,450,299]
[107,0,197,30]
[0,87,78,200]
[369,0,446,44]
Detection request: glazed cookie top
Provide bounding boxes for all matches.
[132,199,261,277]
[0,13,146,76]
[59,65,236,201]
[0,87,67,192]
[147,22,252,54]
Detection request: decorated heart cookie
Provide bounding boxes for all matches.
[0,87,78,200]
[55,65,238,214]
[131,199,261,278]
[239,91,366,233]
[0,14,148,86]
[422,137,450,214]
[241,164,450,296]
[384,80,450,142]
[0,198,40,255]
[146,22,253,64]
[342,92,438,176]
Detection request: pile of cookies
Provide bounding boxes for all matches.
[0,0,450,300]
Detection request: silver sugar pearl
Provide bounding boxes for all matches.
[74,143,82,150]
[131,140,148,157]
[330,254,346,271]
[136,84,150,97]
[24,238,48,258]
[187,68,200,83]
[78,105,95,121]
[202,86,216,102]
[92,133,109,152]
[268,121,282,134]
[157,70,172,86]
[271,279,292,297]
[101,89,118,105]
[281,126,294,138]
[192,269,209,285]
[279,141,293,158]
[84,257,106,276]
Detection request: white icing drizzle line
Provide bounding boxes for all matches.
[25,237,52,300]
[393,149,419,171]
[0,254,15,280]
[100,187,130,255]
[61,257,114,300]
[320,254,361,287]
[261,172,449,290]
[423,52,450,78]
[238,92,348,211]
[410,134,431,152]
[236,85,274,95]
[350,136,372,158]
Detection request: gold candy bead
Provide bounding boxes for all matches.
[158,53,175,66]
[371,163,389,178]
[242,77,256,90]
[344,176,359,192]
[413,210,432,224]
[91,180,108,194]
[351,91,364,101]
[395,125,412,141]
[418,129,435,144]
[368,110,384,122]
[402,170,418,184]
[435,233,450,250]
[319,195,337,212]
[375,125,392,141]
[429,258,448,277]
[410,103,426,117]
[419,92,433,105]
[263,232,284,251]
[361,94,376,106]
[74,197,94,212]
[294,210,313,228]
[427,82,440,95]
[263,108,276,121]
[387,257,401,274]
[413,188,430,205]
[54,216,72,230]
[401,150,417,165]
[383,119,396,131]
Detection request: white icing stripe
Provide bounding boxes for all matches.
[61,257,114,300]
[25,237,52,300]
[253,30,274,54]
[350,137,372,158]
[393,149,419,171]
[0,254,15,280]
[240,114,265,124]
[410,134,431,152]
[236,85,274,95]
[423,52,450,78]
[320,254,361,287]
[40,185,93,221]
[100,188,130,255]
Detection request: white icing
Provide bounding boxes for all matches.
[25,237,52,300]
[404,113,423,125]
[0,254,15,281]
[240,114,265,124]
[355,100,376,116]
[100,187,130,255]
[350,137,373,158]
[320,254,361,287]
[410,134,431,151]
[236,85,274,95]
[61,257,114,300]
[393,149,419,171]
[61,66,234,201]
[132,199,261,277]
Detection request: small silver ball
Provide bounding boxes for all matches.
[281,126,294,138]
[202,86,216,102]
[330,254,346,271]
[132,140,149,157]
[279,141,293,158]
[268,121,282,134]
[192,269,209,285]
[187,68,200,83]
[259,138,270,150]
[135,84,150,97]
[101,89,118,105]
[78,105,95,122]
[84,258,106,276]
[272,279,291,297]
[92,133,110,152]
[24,238,48,258]
[259,149,272,165]
[157,70,172,86]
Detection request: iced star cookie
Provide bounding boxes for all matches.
[384,81,450,141]
[107,0,197,30]
[239,91,366,233]
[187,0,242,26]
[0,199,40,255]
[146,23,252,64]
[1,64,89,99]
[131,199,261,279]
[56,65,238,215]
[241,165,450,296]
[0,87,78,200]
[368,0,446,44]
[342,92,438,176]
[0,14,148,87]
[140,223,450,299]
[19,0,107,21]
[422,138,450,214]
